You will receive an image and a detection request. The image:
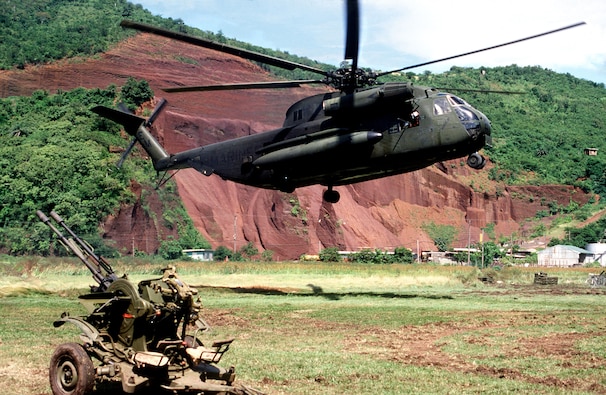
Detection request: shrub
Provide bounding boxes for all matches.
[319,247,341,262]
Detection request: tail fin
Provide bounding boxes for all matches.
[92,106,146,136]
[92,106,170,169]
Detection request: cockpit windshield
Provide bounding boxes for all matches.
[433,97,451,115]
[447,95,468,107]
[433,94,472,116]
[436,94,482,135]
[454,106,479,123]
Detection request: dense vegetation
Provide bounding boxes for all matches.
[0,0,329,77]
[0,86,127,254]
[0,80,209,256]
[549,215,606,249]
[0,0,187,69]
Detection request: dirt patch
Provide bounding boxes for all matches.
[202,308,251,329]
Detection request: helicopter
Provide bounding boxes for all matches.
[93,1,584,203]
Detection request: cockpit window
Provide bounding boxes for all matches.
[433,97,451,115]
[454,106,479,122]
[447,95,467,106]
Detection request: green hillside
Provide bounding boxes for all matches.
[0,84,151,254]
[0,0,177,69]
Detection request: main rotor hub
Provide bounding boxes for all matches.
[327,67,378,92]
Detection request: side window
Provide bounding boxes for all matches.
[293,109,303,122]
[409,111,420,127]
[433,97,451,115]
[395,110,421,133]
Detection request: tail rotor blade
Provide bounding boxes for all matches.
[145,98,167,126]
[116,138,137,169]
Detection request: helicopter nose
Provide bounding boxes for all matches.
[476,110,491,135]
[456,105,491,141]
[476,110,492,146]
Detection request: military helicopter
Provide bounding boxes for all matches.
[93,1,584,203]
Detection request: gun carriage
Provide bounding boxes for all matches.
[38,210,261,395]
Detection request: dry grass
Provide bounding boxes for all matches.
[1,258,605,394]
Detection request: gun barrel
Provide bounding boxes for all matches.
[50,211,117,278]
[50,211,101,263]
[37,210,107,287]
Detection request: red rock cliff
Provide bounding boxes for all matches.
[0,34,592,259]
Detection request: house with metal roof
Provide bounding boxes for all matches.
[537,245,594,267]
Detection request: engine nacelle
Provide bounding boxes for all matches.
[322,82,414,115]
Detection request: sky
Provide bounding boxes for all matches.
[133,0,606,84]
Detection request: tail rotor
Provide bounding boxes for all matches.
[114,99,167,168]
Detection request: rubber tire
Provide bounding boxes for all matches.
[323,189,340,203]
[49,343,95,395]
[466,153,486,169]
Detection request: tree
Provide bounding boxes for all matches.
[469,241,504,268]
[213,246,243,261]
[213,246,232,261]
[178,222,211,250]
[158,236,184,260]
[422,222,458,252]
[238,242,259,260]
[319,247,341,262]
[261,250,274,261]
[120,77,154,111]
[393,247,414,263]
[349,249,375,263]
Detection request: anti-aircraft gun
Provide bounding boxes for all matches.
[37,210,118,292]
[39,210,262,395]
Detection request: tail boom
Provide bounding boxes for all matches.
[92,106,170,169]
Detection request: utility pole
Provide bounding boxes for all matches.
[481,231,484,268]
[233,215,237,253]
[467,221,471,266]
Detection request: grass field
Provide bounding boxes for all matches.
[1,257,606,394]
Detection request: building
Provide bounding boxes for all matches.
[584,148,599,156]
[585,243,606,266]
[182,249,214,261]
[537,245,594,267]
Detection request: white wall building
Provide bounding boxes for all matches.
[537,245,596,267]
[182,249,214,261]
[585,243,606,266]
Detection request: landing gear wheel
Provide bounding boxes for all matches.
[323,188,340,203]
[49,343,95,395]
[466,152,486,169]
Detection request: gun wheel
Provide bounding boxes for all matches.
[49,343,95,395]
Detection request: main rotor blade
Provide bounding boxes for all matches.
[162,80,324,93]
[121,20,329,77]
[344,0,360,71]
[378,22,586,76]
[437,87,526,94]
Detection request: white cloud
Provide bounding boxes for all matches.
[134,0,606,83]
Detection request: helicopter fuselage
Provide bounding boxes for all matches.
[109,9,581,203]
[153,82,491,193]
